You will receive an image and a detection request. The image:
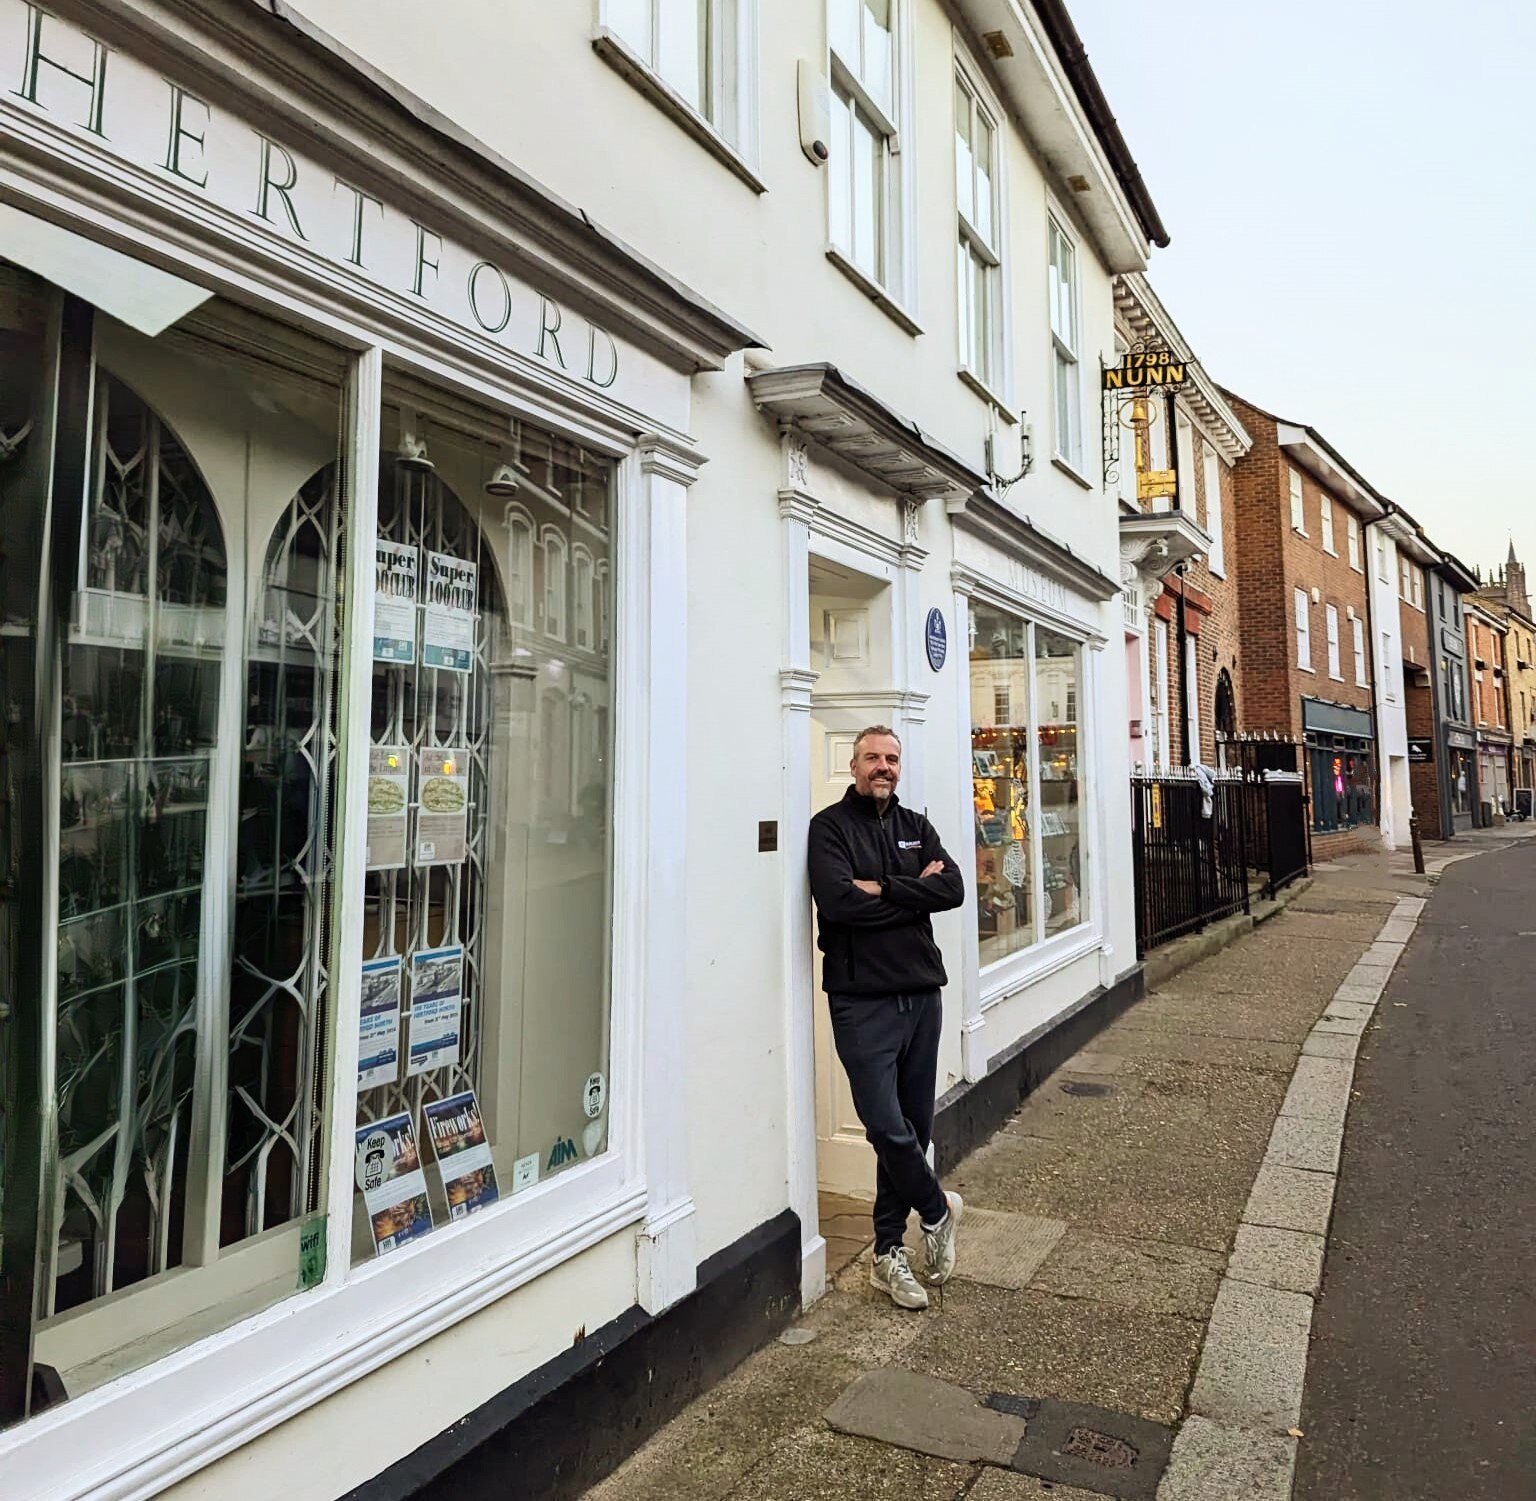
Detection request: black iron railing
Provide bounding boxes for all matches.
[1130,768,1251,957]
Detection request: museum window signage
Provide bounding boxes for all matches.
[354,382,615,1262]
[0,263,353,1419]
[0,258,618,1424]
[969,601,1087,968]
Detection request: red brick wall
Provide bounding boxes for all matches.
[1225,396,1376,739]
[1225,401,1293,734]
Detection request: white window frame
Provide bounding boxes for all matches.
[953,50,1008,406]
[1047,211,1084,473]
[1296,587,1312,671]
[954,577,1104,1010]
[542,524,569,642]
[1353,615,1368,686]
[1201,442,1225,576]
[1400,554,1413,602]
[1288,467,1307,534]
[1326,604,1342,680]
[505,502,537,629]
[596,0,763,187]
[826,0,918,325]
[573,542,596,649]
[1347,513,1362,571]
[1183,632,1200,763]
[1154,616,1171,765]
[1175,412,1196,520]
[1320,496,1336,555]
[1412,565,1423,610]
[0,345,694,1500]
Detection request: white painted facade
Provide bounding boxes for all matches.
[1367,513,1439,848]
[0,2,1157,1495]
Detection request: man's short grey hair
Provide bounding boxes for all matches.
[851,725,901,755]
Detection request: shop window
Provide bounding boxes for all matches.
[1047,216,1082,469]
[971,605,1033,965]
[1036,629,1084,937]
[354,387,613,1263]
[968,603,1087,971]
[2,264,351,1419]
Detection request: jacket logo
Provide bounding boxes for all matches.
[897,840,922,849]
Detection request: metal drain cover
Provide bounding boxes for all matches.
[1063,1426,1138,1468]
[1006,1397,1173,1499]
[1059,1080,1114,1098]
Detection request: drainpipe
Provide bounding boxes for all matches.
[1168,391,1192,766]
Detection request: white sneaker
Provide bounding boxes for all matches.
[871,1246,929,1310]
[922,1192,963,1285]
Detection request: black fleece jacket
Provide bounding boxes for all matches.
[808,786,965,998]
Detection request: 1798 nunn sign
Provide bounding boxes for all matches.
[1103,348,1188,392]
[0,0,627,394]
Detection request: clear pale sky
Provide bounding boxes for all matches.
[1070,0,1536,588]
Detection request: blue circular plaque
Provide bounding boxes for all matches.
[925,607,947,672]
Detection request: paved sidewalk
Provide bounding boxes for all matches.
[585,837,1512,1501]
[580,841,1443,1499]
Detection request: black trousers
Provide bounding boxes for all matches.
[828,990,948,1255]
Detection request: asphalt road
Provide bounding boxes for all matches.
[1295,842,1536,1500]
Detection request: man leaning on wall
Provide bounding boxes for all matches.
[807,726,965,1310]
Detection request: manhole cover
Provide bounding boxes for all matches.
[1062,1426,1138,1468]
[1059,1081,1113,1098]
[1007,1397,1174,1499]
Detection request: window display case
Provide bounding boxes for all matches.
[969,604,1088,967]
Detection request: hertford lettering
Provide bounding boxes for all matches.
[2,1,622,390]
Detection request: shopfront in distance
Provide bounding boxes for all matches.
[0,2,755,1494]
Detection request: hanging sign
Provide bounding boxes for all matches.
[354,1113,434,1255]
[357,955,403,1090]
[366,746,411,869]
[415,748,468,864]
[1408,738,1435,764]
[1104,349,1189,391]
[423,1089,499,1221]
[925,608,947,672]
[422,552,477,672]
[407,945,464,1076]
[373,541,419,663]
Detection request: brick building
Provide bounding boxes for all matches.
[1223,392,1385,856]
[1465,602,1513,820]
[1427,554,1481,836]
[1114,276,1250,768]
[1469,544,1536,810]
